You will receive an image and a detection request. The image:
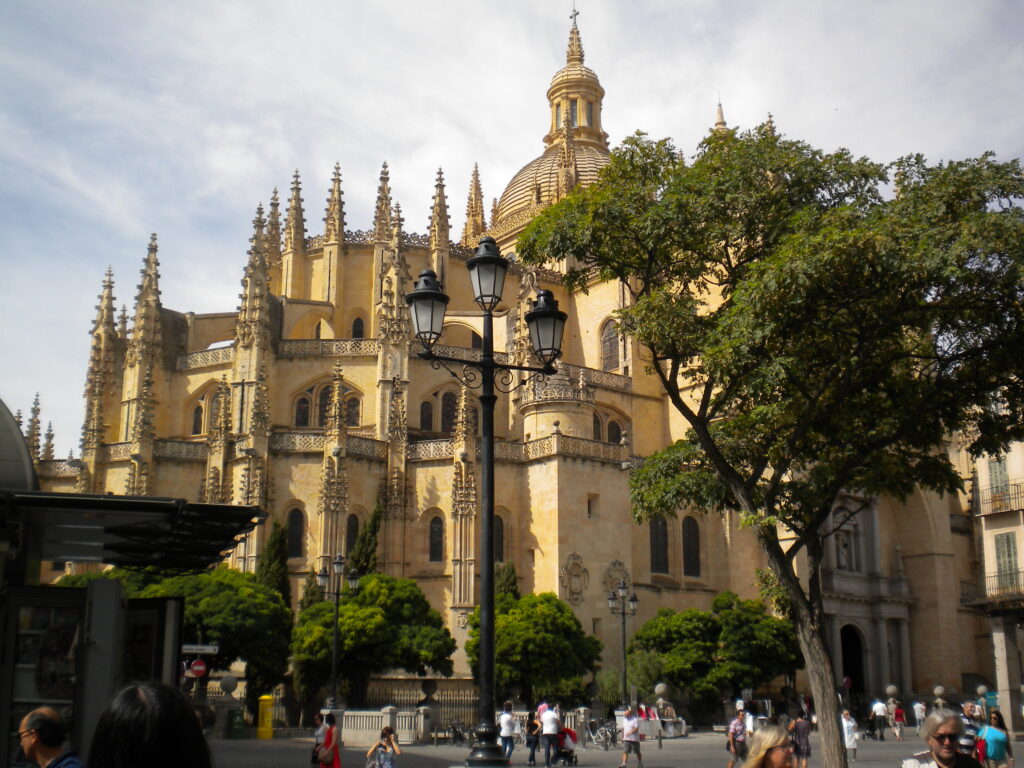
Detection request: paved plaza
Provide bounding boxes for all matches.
[210,730,924,768]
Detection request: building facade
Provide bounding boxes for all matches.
[25,19,993,702]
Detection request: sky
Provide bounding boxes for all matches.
[1,0,1023,458]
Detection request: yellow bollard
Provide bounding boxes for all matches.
[256,694,273,739]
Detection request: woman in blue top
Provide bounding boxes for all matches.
[979,711,1014,768]
[367,726,401,768]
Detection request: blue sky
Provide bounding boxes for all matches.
[1,0,1022,457]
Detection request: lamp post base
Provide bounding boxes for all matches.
[464,722,508,766]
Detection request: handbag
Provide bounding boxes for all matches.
[365,747,380,768]
[317,746,332,764]
[975,728,988,763]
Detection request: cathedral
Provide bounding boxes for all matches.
[27,17,993,702]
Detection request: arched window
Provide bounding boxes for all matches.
[650,517,669,574]
[352,317,364,339]
[420,401,434,431]
[471,331,483,350]
[607,420,622,445]
[592,414,602,441]
[682,516,701,577]
[295,396,311,427]
[429,516,444,562]
[287,508,304,558]
[441,392,458,434]
[317,387,331,427]
[345,397,360,427]
[314,321,322,340]
[495,516,505,562]
[191,404,204,435]
[601,321,619,371]
[345,513,359,557]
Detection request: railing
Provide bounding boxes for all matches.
[561,362,632,392]
[270,432,325,453]
[277,339,380,357]
[154,440,207,461]
[408,439,454,461]
[348,434,388,460]
[519,375,594,407]
[977,482,1024,516]
[964,569,1024,606]
[525,434,628,464]
[176,346,235,370]
[102,442,131,461]
[36,459,79,477]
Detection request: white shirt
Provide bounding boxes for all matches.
[541,709,560,735]
[623,714,640,742]
[499,712,515,738]
[842,717,858,749]
[872,701,887,717]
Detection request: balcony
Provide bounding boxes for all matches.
[961,568,1024,612]
[977,482,1024,516]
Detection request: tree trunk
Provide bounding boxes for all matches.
[759,534,847,768]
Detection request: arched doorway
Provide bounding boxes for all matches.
[840,624,866,694]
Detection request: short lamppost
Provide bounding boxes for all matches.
[406,236,568,766]
[317,553,360,709]
[608,578,638,708]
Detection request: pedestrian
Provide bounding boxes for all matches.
[786,711,811,768]
[86,681,210,768]
[525,710,541,766]
[901,708,983,768]
[914,701,928,735]
[619,705,642,768]
[841,709,859,762]
[540,699,560,767]
[321,712,341,768]
[499,701,516,760]
[742,724,794,768]
[978,710,1014,768]
[872,699,888,741]
[366,726,400,768]
[312,712,327,768]
[728,708,750,768]
[959,702,981,757]
[893,703,907,742]
[17,708,80,768]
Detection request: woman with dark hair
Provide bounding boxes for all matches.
[979,710,1014,768]
[321,712,341,768]
[366,726,400,768]
[87,681,210,768]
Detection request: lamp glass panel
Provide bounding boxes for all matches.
[528,314,566,364]
[469,260,507,310]
[412,297,446,342]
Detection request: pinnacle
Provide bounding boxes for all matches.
[715,100,727,131]
[567,14,584,65]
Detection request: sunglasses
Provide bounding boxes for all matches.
[931,733,959,744]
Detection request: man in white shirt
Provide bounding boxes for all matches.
[871,700,888,741]
[540,704,560,767]
[620,705,643,768]
[499,701,516,760]
[913,701,927,734]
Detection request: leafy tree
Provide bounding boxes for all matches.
[142,566,291,713]
[495,562,520,613]
[56,566,171,597]
[291,573,454,708]
[466,592,602,706]
[256,521,291,609]
[348,497,382,575]
[630,592,800,721]
[298,570,324,611]
[519,127,1024,768]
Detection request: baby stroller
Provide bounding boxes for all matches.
[554,727,578,766]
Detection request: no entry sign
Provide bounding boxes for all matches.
[190,659,208,677]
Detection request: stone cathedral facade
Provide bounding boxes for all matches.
[28,19,993,697]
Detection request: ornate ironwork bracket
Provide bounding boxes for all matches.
[416,350,554,392]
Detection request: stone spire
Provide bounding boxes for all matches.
[249,363,271,437]
[118,305,128,337]
[324,362,348,438]
[373,162,393,242]
[283,171,306,254]
[557,109,578,200]
[26,393,41,460]
[324,163,346,245]
[82,268,122,453]
[461,164,486,246]
[715,100,727,131]
[265,187,282,291]
[429,168,451,285]
[567,9,584,66]
[126,234,162,366]
[42,422,54,461]
[236,204,272,348]
[765,112,776,135]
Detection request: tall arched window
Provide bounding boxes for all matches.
[345,397,360,427]
[441,392,458,434]
[429,516,444,562]
[295,396,311,428]
[592,414,602,441]
[420,401,434,431]
[287,508,304,558]
[191,404,204,435]
[607,420,622,445]
[682,516,701,577]
[601,321,619,371]
[317,387,331,427]
[495,516,505,562]
[345,513,359,557]
[352,317,364,338]
[650,517,669,574]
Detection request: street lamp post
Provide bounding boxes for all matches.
[406,236,567,767]
[607,579,638,708]
[317,553,360,709]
